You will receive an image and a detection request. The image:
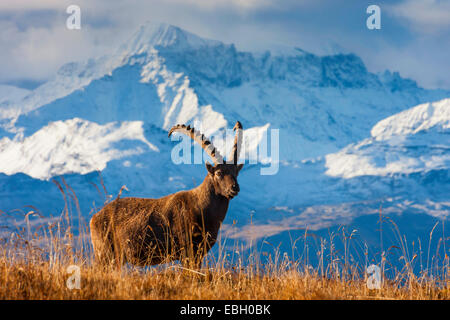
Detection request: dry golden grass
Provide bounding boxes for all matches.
[0,219,448,301]
[0,180,448,300]
[0,256,448,300]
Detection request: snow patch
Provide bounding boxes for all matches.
[325,98,450,178]
[371,98,450,140]
[0,118,158,180]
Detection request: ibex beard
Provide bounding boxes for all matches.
[90,121,243,269]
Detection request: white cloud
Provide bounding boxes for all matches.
[0,0,448,90]
[361,36,450,89]
[0,0,276,84]
[0,0,71,11]
[0,20,126,83]
[388,0,450,34]
[169,0,274,10]
[0,0,274,11]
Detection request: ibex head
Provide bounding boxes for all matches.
[169,121,244,199]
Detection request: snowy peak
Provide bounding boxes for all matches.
[118,22,400,90]
[0,118,158,180]
[371,98,450,140]
[2,22,443,126]
[120,22,222,55]
[378,70,419,92]
[320,54,373,88]
[325,98,450,179]
[1,22,449,183]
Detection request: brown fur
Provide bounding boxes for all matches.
[90,122,243,268]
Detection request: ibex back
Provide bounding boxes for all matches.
[89,122,243,268]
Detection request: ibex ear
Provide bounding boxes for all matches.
[205,162,215,175]
[236,163,244,174]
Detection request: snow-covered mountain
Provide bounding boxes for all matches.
[0,22,449,254]
[326,99,450,178]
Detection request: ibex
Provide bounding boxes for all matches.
[90,121,243,268]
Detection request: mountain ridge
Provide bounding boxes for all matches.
[0,22,448,249]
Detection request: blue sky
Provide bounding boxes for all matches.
[0,0,449,89]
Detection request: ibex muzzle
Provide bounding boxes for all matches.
[90,121,244,268]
